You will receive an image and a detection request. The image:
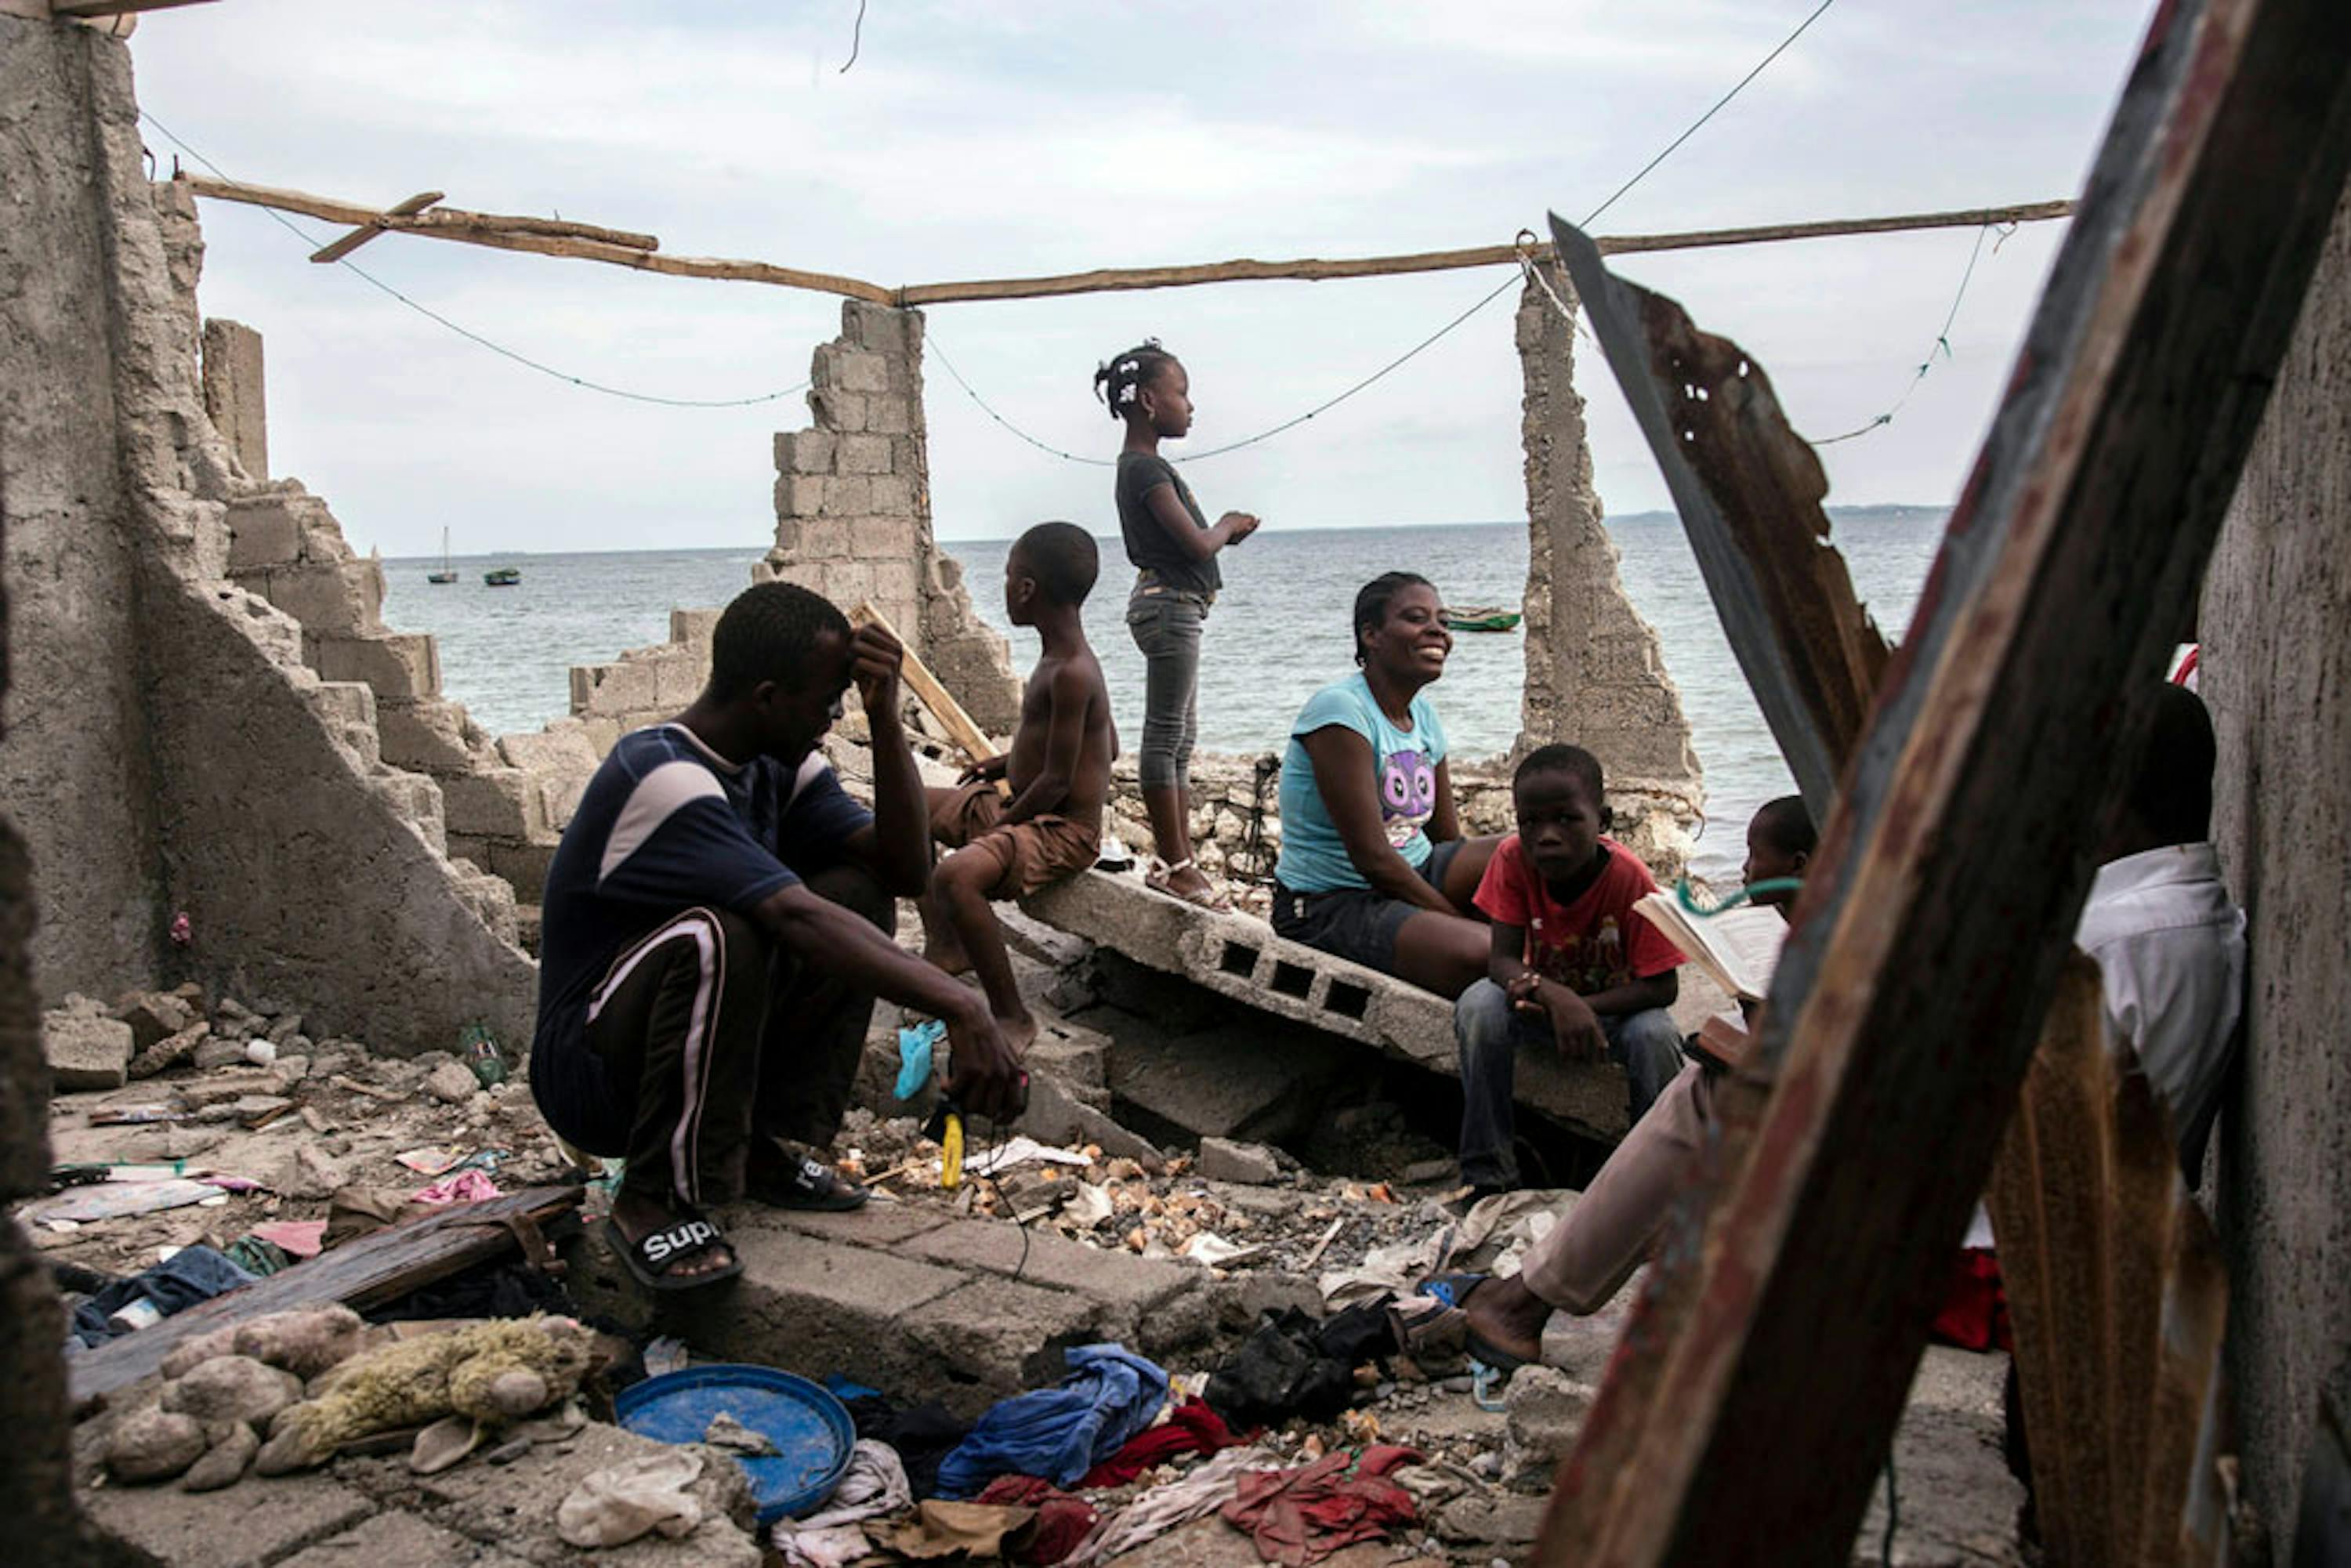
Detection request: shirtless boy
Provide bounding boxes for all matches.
[924,522,1118,1053]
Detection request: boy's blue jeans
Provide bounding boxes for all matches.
[1454,977,1683,1190]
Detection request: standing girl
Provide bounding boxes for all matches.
[1095,341,1259,907]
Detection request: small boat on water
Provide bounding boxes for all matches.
[1444,605,1522,633]
[426,527,458,584]
[484,567,521,588]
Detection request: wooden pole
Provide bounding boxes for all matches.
[176,169,2072,308]
[309,189,444,265]
[893,200,2078,306]
[1531,0,2351,1560]
[846,601,1012,797]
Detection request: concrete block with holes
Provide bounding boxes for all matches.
[1023,869,1633,1143]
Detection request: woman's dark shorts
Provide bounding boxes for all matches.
[1270,838,1466,976]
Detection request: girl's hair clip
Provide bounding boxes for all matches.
[1117,384,1139,405]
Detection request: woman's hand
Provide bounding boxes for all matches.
[1219,511,1262,545]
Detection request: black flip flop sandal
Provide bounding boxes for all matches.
[601,1211,744,1293]
[750,1150,870,1212]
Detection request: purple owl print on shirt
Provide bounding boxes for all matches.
[1378,747,1438,850]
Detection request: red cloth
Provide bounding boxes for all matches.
[1219,1444,1421,1567]
[975,1476,1099,1566]
[1929,1246,2012,1353]
[1078,1399,1237,1489]
[1473,835,1684,990]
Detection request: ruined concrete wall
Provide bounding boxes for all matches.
[201,317,266,479]
[0,19,532,1056]
[764,302,1022,734]
[2204,184,2351,1544]
[1513,269,1703,854]
[0,18,170,1000]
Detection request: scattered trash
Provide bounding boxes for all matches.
[395,1146,469,1176]
[644,1335,692,1378]
[963,1136,1095,1181]
[461,1023,508,1088]
[936,1344,1169,1497]
[557,1449,706,1548]
[705,1410,782,1457]
[27,1177,225,1226]
[411,1168,502,1206]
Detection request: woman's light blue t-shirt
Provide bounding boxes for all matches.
[1274,673,1450,893]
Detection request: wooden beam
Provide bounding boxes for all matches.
[67,1186,585,1407]
[893,200,2078,306]
[1985,958,2233,1566]
[309,189,444,265]
[48,0,216,16]
[1532,0,2351,1562]
[179,173,892,305]
[846,601,1012,798]
[176,168,2072,308]
[1554,238,1889,822]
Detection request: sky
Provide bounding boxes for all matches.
[126,2,2154,554]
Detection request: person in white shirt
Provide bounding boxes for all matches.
[2074,681,2245,1179]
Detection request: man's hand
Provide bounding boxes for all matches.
[1515,974,1603,1063]
[1220,511,1262,545]
[943,1000,1025,1122]
[958,754,1009,787]
[849,622,905,719]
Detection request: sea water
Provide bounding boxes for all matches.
[382,507,1944,883]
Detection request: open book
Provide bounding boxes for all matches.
[1633,894,1785,1004]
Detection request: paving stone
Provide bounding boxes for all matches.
[82,1472,371,1568]
[764,1200,952,1248]
[900,1275,1109,1413]
[904,1215,1197,1329]
[277,1509,531,1567]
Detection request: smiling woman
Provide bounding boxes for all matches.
[1269,571,1502,997]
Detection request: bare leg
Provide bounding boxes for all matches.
[1439,835,1504,912]
[1389,907,1493,999]
[918,884,972,975]
[1143,784,1215,900]
[934,853,1038,1056]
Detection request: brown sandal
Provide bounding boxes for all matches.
[1145,858,1234,911]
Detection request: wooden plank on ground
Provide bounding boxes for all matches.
[1986,958,2232,1566]
[1531,0,2351,1563]
[67,1185,584,1407]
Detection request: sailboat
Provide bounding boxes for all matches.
[426,527,458,585]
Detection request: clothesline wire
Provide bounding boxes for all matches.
[926,0,1842,466]
[1808,221,2009,445]
[139,110,813,410]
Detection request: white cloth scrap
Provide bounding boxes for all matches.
[773,1440,912,1568]
[556,1450,704,1548]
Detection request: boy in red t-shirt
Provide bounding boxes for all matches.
[1454,744,1684,1197]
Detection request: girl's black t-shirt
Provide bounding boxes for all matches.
[1114,451,1219,596]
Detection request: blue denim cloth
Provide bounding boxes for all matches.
[934,1343,1169,1497]
[70,1244,257,1349]
[1453,979,1685,1190]
[1126,588,1206,792]
[1270,838,1463,976]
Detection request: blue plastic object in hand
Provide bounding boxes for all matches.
[896,1018,945,1099]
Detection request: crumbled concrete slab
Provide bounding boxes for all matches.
[902,1214,1201,1339]
[46,1008,135,1090]
[81,1472,374,1568]
[276,1509,534,1568]
[1027,871,1631,1142]
[1108,1019,1345,1146]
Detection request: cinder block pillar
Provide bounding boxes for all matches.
[201,317,266,479]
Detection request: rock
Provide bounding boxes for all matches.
[1502,1364,1593,1473]
[192,1036,249,1071]
[1435,1493,1547,1547]
[115,990,197,1051]
[129,1021,211,1079]
[45,1008,134,1090]
[292,1144,346,1199]
[424,1060,479,1105]
[273,1054,310,1084]
[1197,1137,1281,1185]
[164,1356,304,1428]
[106,1407,209,1483]
[266,1012,305,1045]
[180,1421,259,1492]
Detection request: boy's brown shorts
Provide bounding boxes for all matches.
[930,780,1100,900]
